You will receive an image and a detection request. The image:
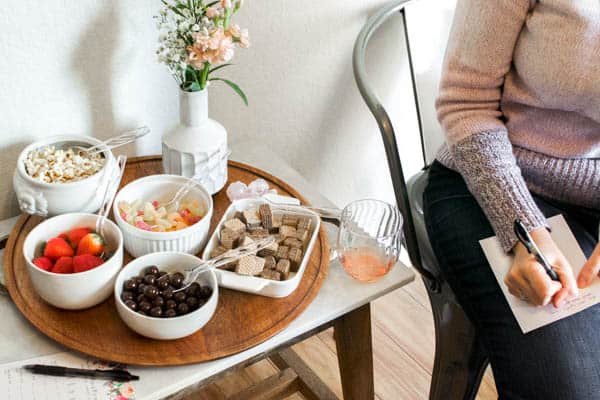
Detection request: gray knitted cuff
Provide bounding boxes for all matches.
[449,130,548,252]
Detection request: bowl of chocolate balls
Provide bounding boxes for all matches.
[114,252,218,340]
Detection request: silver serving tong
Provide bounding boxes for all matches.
[174,236,276,293]
[263,197,342,226]
[96,155,127,235]
[74,127,150,156]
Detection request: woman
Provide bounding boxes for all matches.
[423,0,600,398]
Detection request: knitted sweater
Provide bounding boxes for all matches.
[435,0,600,252]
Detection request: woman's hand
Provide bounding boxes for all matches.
[578,243,600,288]
[504,227,578,307]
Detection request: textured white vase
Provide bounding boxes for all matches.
[162,89,228,195]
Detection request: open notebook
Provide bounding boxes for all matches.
[480,215,600,333]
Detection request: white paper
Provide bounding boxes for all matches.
[480,215,600,333]
[0,351,137,400]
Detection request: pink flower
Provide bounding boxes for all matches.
[205,6,220,18]
[188,28,235,66]
[221,0,232,8]
[119,384,135,398]
[226,24,250,48]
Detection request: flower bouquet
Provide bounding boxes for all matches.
[156,0,249,105]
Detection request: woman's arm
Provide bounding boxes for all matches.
[436,0,545,252]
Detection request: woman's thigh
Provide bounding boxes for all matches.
[423,161,600,400]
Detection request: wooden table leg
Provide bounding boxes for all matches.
[334,304,374,400]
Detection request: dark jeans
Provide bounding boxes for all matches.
[423,161,600,400]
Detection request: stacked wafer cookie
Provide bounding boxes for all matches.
[209,203,313,281]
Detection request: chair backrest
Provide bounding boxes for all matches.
[403,0,456,165]
[353,0,456,288]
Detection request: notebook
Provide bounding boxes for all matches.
[479,214,600,333]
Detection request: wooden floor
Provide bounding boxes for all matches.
[183,270,498,400]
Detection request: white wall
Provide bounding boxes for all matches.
[0,0,454,220]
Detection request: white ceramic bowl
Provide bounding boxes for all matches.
[202,198,321,298]
[113,174,213,258]
[23,213,124,310]
[14,135,117,217]
[114,252,218,340]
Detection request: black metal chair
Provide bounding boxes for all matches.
[353,1,490,399]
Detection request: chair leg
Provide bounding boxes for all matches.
[426,279,489,400]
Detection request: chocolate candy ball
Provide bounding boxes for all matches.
[199,286,213,299]
[162,287,174,299]
[164,308,177,318]
[139,301,152,313]
[165,299,177,309]
[136,293,146,303]
[186,296,199,310]
[176,303,189,315]
[133,276,144,285]
[186,282,200,296]
[170,272,184,288]
[137,283,147,294]
[144,266,159,276]
[152,297,164,308]
[173,291,186,303]
[123,279,138,292]
[156,275,170,290]
[143,274,156,285]
[144,285,159,299]
[121,291,134,302]
[149,307,163,318]
[124,300,137,311]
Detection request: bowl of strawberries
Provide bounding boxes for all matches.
[22,213,123,309]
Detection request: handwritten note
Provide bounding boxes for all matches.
[480,215,600,333]
[0,351,136,400]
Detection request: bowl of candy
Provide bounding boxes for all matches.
[114,252,218,340]
[22,213,124,309]
[13,135,117,217]
[113,174,213,257]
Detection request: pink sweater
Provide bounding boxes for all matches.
[436,0,600,251]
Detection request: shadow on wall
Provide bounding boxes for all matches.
[71,0,120,140]
[2,141,31,217]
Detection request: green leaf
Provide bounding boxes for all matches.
[181,81,203,92]
[209,63,233,73]
[209,77,248,106]
[184,65,198,83]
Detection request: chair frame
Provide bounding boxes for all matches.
[353,1,491,399]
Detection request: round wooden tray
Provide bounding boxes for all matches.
[3,156,329,366]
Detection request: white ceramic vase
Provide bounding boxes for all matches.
[162,89,228,195]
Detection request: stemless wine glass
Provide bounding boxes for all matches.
[336,199,403,283]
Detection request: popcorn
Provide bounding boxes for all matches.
[24,145,105,183]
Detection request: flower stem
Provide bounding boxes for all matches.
[200,62,210,89]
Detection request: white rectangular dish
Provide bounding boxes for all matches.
[202,198,321,298]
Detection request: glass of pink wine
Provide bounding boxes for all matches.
[336,199,403,283]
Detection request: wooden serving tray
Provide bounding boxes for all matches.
[3,156,329,366]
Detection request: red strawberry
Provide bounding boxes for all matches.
[52,256,74,274]
[76,233,105,256]
[73,254,104,273]
[65,227,92,248]
[44,237,74,261]
[32,256,53,271]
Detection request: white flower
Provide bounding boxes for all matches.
[192,24,200,31]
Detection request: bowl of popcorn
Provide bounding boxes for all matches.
[113,174,213,257]
[202,198,320,297]
[13,135,117,217]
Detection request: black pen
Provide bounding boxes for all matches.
[23,364,139,382]
[514,219,560,281]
